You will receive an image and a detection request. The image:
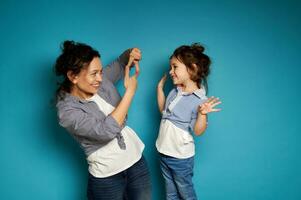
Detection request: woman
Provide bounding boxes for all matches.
[54,40,151,200]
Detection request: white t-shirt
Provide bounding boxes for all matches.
[87,94,144,178]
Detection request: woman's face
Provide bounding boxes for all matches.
[70,57,103,99]
[169,56,191,85]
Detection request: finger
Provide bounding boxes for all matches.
[125,64,130,80]
[128,55,135,67]
[200,102,210,107]
[206,96,215,104]
[211,101,222,107]
[134,61,140,76]
[211,108,222,112]
[208,97,220,105]
[134,53,142,61]
[210,98,220,105]
[132,47,141,54]
[131,48,142,60]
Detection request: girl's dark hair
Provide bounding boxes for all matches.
[170,43,211,92]
[54,40,100,100]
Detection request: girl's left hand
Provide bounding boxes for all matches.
[198,97,222,115]
[127,48,141,76]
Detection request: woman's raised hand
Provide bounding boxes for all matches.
[124,60,138,94]
[127,48,141,76]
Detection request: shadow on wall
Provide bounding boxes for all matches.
[41,60,87,199]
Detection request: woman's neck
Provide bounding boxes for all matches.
[70,87,93,100]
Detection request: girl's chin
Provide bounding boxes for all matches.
[172,80,180,84]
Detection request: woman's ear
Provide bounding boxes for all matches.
[67,71,78,84]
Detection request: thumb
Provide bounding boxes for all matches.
[125,64,130,82]
[134,61,140,76]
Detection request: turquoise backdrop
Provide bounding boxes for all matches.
[1,0,300,199]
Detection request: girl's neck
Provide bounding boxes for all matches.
[177,80,199,93]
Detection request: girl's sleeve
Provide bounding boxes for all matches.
[103,49,131,84]
[58,105,122,144]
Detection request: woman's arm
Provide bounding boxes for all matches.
[103,48,141,83]
[110,60,138,126]
[157,74,167,113]
[57,105,122,143]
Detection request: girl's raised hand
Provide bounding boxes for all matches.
[199,97,222,115]
[158,74,167,89]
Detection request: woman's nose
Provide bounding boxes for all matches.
[96,73,102,81]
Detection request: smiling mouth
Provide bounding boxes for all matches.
[92,84,100,88]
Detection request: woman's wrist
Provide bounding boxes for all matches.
[125,88,136,96]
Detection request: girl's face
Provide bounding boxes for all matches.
[69,57,103,99]
[169,56,191,85]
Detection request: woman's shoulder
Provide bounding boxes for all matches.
[56,92,87,111]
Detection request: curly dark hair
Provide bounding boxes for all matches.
[170,43,211,92]
[54,40,100,100]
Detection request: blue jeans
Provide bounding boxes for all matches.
[87,156,151,200]
[159,154,197,200]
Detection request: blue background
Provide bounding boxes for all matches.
[1,0,300,199]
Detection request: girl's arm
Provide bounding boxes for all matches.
[157,74,167,113]
[194,114,208,136]
[194,97,222,135]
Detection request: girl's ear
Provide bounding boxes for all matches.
[191,63,198,71]
[187,63,198,76]
[67,71,78,84]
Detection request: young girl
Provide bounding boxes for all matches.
[156,43,221,199]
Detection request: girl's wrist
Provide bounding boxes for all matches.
[157,85,164,90]
[198,112,207,116]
